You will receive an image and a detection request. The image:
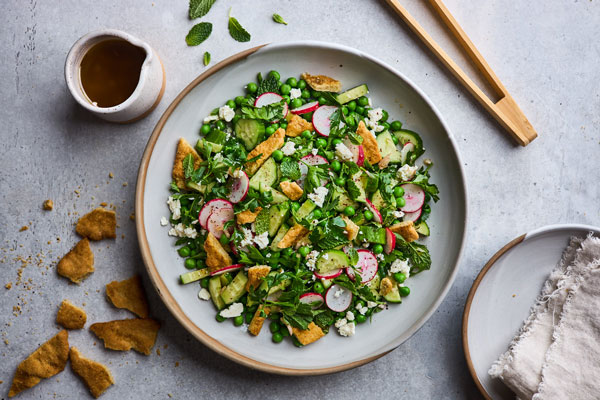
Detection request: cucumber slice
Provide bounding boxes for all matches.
[321,278,334,290]
[186,181,214,194]
[316,250,350,274]
[415,221,430,236]
[368,275,382,300]
[208,277,226,310]
[371,190,396,210]
[195,138,223,153]
[235,119,266,151]
[376,131,402,163]
[269,189,288,204]
[219,273,232,286]
[383,284,402,303]
[268,203,290,237]
[270,224,289,251]
[249,157,277,191]
[336,84,369,105]
[334,187,358,212]
[356,226,386,245]
[393,129,424,162]
[220,271,249,305]
[295,199,317,221]
[259,271,291,294]
[180,268,210,284]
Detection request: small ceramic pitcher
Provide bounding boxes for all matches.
[65,29,165,123]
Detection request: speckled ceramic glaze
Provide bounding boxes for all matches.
[65,29,165,123]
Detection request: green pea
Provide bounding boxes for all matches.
[282,156,291,164]
[269,321,280,333]
[312,209,322,218]
[316,138,327,148]
[291,202,301,213]
[297,79,307,89]
[311,90,320,98]
[232,115,241,125]
[280,327,290,337]
[227,100,236,109]
[347,100,357,111]
[269,312,282,321]
[245,312,254,324]
[184,258,196,269]
[382,122,390,130]
[392,219,401,225]
[196,260,205,269]
[356,300,366,308]
[200,277,209,288]
[246,82,258,94]
[235,95,245,105]
[272,123,280,130]
[280,84,291,95]
[301,130,312,139]
[219,234,230,246]
[272,332,284,343]
[233,315,244,326]
[302,111,313,121]
[301,89,311,99]
[355,106,365,115]
[313,281,324,294]
[357,96,369,107]
[394,187,405,197]
[393,272,407,283]
[397,197,406,207]
[178,246,191,258]
[265,126,276,135]
[189,249,197,257]
[283,95,290,103]
[332,138,342,146]
[343,206,355,217]
[346,114,355,127]
[291,98,303,109]
[286,77,298,87]
[363,210,374,221]
[216,120,225,130]
[334,177,346,186]
[318,96,327,105]
[381,109,389,122]
[373,244,384,254]
[282,248,294,257]
[331,160,341,172]
[216,314,226,322]
[268,70,281,81]
[399,286,411,297]
[356,314,367,324]
[298,246,311,257]
[272,150,284,162]
[390,121,402,131]
[392,135,399,145]
[280,122,288,129]
[200,124,211,135]
[325,151,334,161]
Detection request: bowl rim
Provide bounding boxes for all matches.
[135,40,468,375]
[462,223,600,399]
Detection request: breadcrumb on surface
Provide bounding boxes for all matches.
[42,200,54,211]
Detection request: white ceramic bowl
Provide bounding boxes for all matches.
[463,224,600,399]
[135,41,467,374]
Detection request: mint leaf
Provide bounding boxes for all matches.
[228,10,251,42]
[186,22,213,46]
[241,101,285,121]
[183,154,194,178]
[203,51,211,66]
[189,0,216,19]
[346,179,361,201]
[280,159,301,181]
[272,13,288,25]
[256,74,279,96]
[254,208,270,235]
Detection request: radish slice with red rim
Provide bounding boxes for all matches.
[299,292,325,310]
[400,142,415,164]
[291,101,319,115]
[312,105,338,137]
[314,268,342,279]
[343,139,364,166]
[365,199,382,223]
[210,264,243,276]
[254,92,288,119]
[346,250,378,284]
[228,171,249,204]
[384,228,396,254]
[400,183,425,213]
[402,208,422,222]
[325,284,353,312]
[298,154,329,187]
[198,198,233,229]
[206,206,234,239]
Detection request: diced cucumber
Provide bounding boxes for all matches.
[415,221,430,236]
[336,84,369,105]
[249,157,277,191]
[268,203,290,237]
[219,273,232,286]
[208,277,226,310]
[235,119,265,151]
[186,181,214,194]
[295,199,316,221]
[321,278,334,289]
[180,268,210,284]
[371,189,396,210]
[383,284,402,303]
[352,213,366,226]
[394,129,424,162]
[195,138,223,153]
[220,271,249,305]
[351,172,367,203]
[369,275,382,300]
[356,226,386,245]
[269,189,288,204]
[376,131,402,163]
[270,224,289,251]
[316,250,350,274]
[334,188,358,212]
[259,271,291,294]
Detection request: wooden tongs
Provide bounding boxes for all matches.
[384,0,537,146]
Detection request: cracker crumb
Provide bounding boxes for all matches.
[156,348,161,356]
[122,182,128,187]
[43,200,54,211]
[175,362,179,367]
[129,214,135,221]
[108,172,114,178]
[5,283,12,290]
[19,226,28,232]
[100,202,108,207]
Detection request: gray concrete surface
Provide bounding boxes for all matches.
[1,0,599,399]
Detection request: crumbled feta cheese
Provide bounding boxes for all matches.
[183,226,198,239]
[305,250,319,271]
[367,108,383,123]
[281,141,296,156]
[311,148,318,155]
[356,304,368,315]
[322,253,329,260]
[220,302,244,318]
[167,196,181,220]
[218,105,235,122]
[378,304,386,310]
[393,210,405,219]
[198,288,211,301]
[338,321,356,337]
[335,142,354,161]
[398,164,418,181]
[214,153,224,162]
[191,220,198,224]
[390,259,410,278]
[290,88,302,99]
[346,311,355,321]
[232,169,244,178]
[376,253,384,261]
[367,301,378,308]
[160,216,169,226]
[367,97,373,108]
[168,223,198,238]
[334,288,344,298]
[240,227,254,248]
[254,231,269,249]
[308,187,328,208]
[334,318,348,328]
[203,114,219,124]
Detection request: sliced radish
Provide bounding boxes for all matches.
[291,101,319,115]
[210,264,243,276]
[198,198,233,229]
[346,250,378,284]
[207,207,234,239]
[325,284,353,312]
[343,139,364,166]
[298,154,329,187]
[228,171,249,204]
[312,105,338,137]
[230,242,239,255]
[254,92,288,119]
[299,292,325,310]
[356,145,365,166]
[400,142,415,164]
[400,183,425,213]
[384,227,396,255]
[314,268,343,279]
[403,208,422,222]
[365,199,382,224]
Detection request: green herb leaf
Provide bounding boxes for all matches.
[395,234,432,274]
[170,181,181,193]
[183,154,194,178]
[346,179,362,201]
[345,246,359,265]
[314,310,334,329]
[408,173,440,202]
[254,208,270,235]
[280,159,301,181]
[272,13,288,25]
[186,22,213,46]
[228,10,251,42]
[256,74,279,97]
[189,0,216,19]
[241,101,285,121]
[203,51,211,66]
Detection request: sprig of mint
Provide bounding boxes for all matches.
[228,8,251,42]
[203,51,211,66]
[189,0,217,19]
[272,14,288,25]
[186,22,212,46]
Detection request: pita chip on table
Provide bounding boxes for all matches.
[69,347,114,398]
[105,275,149,318]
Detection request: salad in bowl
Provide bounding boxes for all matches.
[163,70,438,347]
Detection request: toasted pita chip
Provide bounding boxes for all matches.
[292,322,325,345]
[285,114,314,137]
[76,208,116,241]
[106,275,149,318]
[245,128,285,176]
[69,347,114,398]
[356,121,382,165]
[172,138,202,189]
[89,319,160,355]
[248,305,270,336]
[8,330,69,398]
[204,232,232,272]
[301,73,342,92]
[341,216,359,241]
[56,300,87,330]
[57,238,94,284]
[246,265,271,291]
[279,181,303,200]
[236,207,262,224]
[277,224,309,249]
[389,221,419,242]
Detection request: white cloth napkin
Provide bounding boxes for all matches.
[489,235,600,399]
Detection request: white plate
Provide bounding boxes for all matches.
[463,224,600,398]
[136,41,467,374]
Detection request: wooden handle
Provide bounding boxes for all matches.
[383,0,537,146]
